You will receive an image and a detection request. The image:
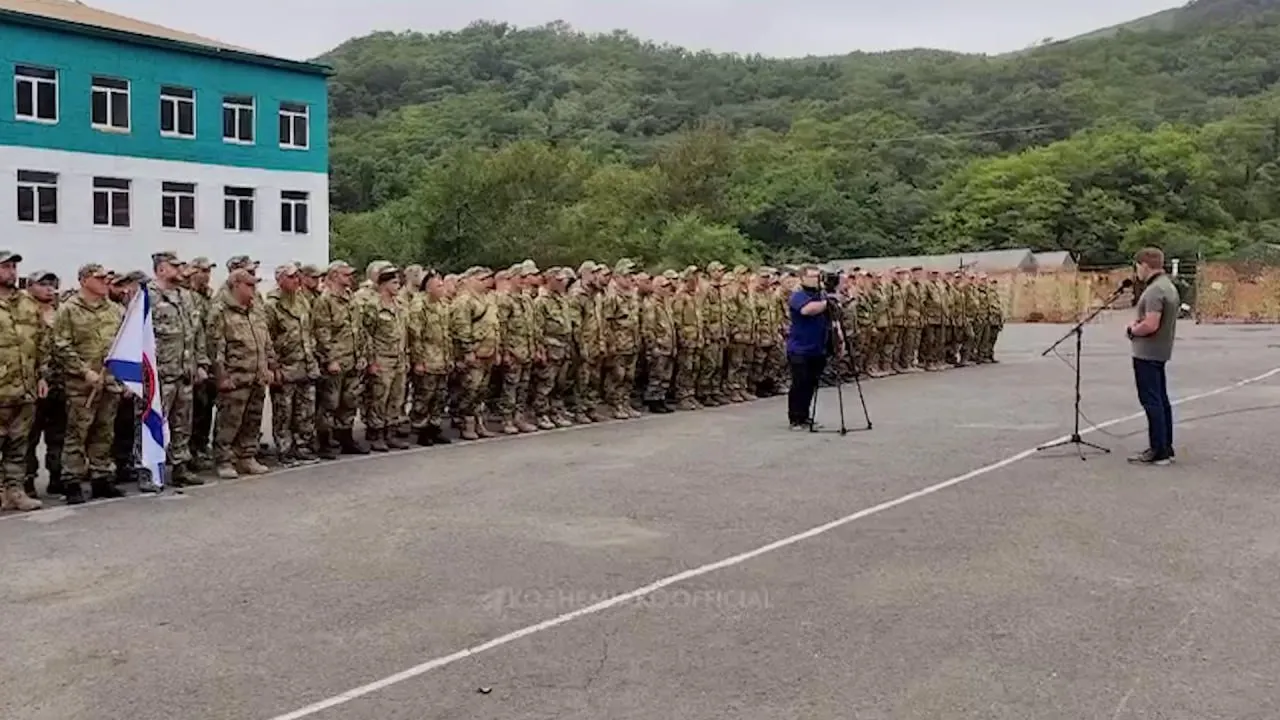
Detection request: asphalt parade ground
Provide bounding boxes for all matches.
[4,316,1280,720]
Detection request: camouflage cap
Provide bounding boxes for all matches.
[365,260,392,278]
[112,270,148,286]
[152,250,180,265]
[189,256,213,270]
[463,266,492,279]
[706,261,726,272]
[909,265,924,272]
[732,264,750,275]
[614,258,637,275]
[27,269,58,284]
[227,268,259,285]
[577,260,597,275]
[226,255,256,271]
[275,263,300,278]
[757,266,777,278]
[78,263,110,279]
[326,260,355,275]
[495,268,513,281]
[520,260,540,277]
[376,267,400,284]
[662,269,680,281]
[299,263,323,277]
[652,273,673,287]
[0,250,23,265]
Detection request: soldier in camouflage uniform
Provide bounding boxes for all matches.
[148,251,207,489]
[671,267,704,411]
[697,261,730,406]
[982,276,1004,363]
[724,266,755,402]
[494,268,538,434]
[921,270,946,371]
[23,269,64,500]
[107,271,148,487]
[571,262,607,423]
[54,263,125,504]
[313,261,368,457]
[960,274,981,365]
[408,270,454,445]
[602,259,642,421]
[361,266,410,451]
[265,263,321,464]
[186,257,217,469]
[641,271,677,413]
[451,267,500,441]
[945,273,965,366]
[898,267,925,372]
[0,251,47,511]
[209,269,275,479]
[879,269,905,374]
[531,268,575,428]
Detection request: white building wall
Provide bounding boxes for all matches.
[2,145,328,287]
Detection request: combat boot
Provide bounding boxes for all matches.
[2,485,42,512]
[627,405,643,418]
[587,407,607,423]
[676,398,699,412]
[173,463,205,487]
[293,446,319,465]
[63,480,86,505]
[516,415,539,433]
[415,427,436,446]
[386,432,411,450]
[316,431,338,460]
[368,429,389,452]
[742,389,758,401]
[475,417,497,438]
[573,412,593,425]
[22,477,38,499]
[46,469,64,497]
[90,478,125,500]
[501,416,520,435]
[728,390,746,403]
[337,429,370,455]
[428,424,452,445]
[460,417,480,441]
[554,413,575,428]
[612,406,631,421]
[236,458,271,476]
[536,415,557,431]
[646,400,673,415]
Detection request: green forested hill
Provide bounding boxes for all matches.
[321,1,1280,270]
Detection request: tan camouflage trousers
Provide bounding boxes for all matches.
[879,326,901,370]
[697,343,726,400]
[496,361,532,419]
[724,343,754,394]
[215,385,265,464]
[673,347,700,401]
[645,354,674,401]
[160,378,194,466]
[530,356,570,417]
[919,325,942,366]
[965,323,986,363]
[410,373,450,429]
[455,358,495,419]
[574,356,604,411]
[271,381,316,457]
[0,403,35,490]
[63,390,120,481]
[982,323,1002,361]
[897,327,922,369]
[25,391,64,482]
[319,370,363,433]
[750,344,786,391]
[365,365,407,431]
[603,354,637,409]
[946,324,964,364]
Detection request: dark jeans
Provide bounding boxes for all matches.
[1133,358,1173,457]
[787,353,827,425]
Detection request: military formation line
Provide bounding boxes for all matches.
[0,251,1004,512]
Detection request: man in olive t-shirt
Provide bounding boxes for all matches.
[1127,247,1179,465]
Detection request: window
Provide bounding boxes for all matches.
[92,177,131,227]
[160,85,195,137]
[222,95,254,144]
[162,182,196,230]
[16,170,58,225]
[278,101,309,149]
[91,76,130,130]
[14,65,57,122]
[280,190,309,234]
[224,186,255,232]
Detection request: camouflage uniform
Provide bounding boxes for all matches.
[867,280,888,375]
[450,286,500,437]
[921,276,946,370]
[750,280,780,393]
[982,281,1004,362]
[899,276,923,371]
[54,290,124,493]
[945,279,964,365]
[724,280,755,401]
[151,282,206,475]
[641,287,677,404]
[408,293,453,440]
[961,281,981,364]
[853,281,877,376]
[571,281,606,421]
[880,278,905,373]
[190,284,217,463]
[531,283,574,425]
[495,284,536,431]
[0,287,47,510]
[362,292,409,448]
[313,288,365,448]
[671,281,703,407]
[601,277,642,419]
[209,294,274,471]
[24,291,64,496]
[698,278,729,404]
[265,287,319,460]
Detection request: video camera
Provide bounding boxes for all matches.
[821,270,841,294]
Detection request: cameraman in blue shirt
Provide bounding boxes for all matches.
[786,266,834,429]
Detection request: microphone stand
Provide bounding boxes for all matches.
[1035,284,1129,458]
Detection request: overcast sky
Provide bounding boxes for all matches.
[92,0,1187,60]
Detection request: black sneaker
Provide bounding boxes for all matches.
[1127,449,1171,466]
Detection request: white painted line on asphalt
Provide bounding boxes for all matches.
[265,366,1280,720]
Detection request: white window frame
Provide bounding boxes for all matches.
[159,85,196,139]
[90,76,130,132]
[92,177,131,228]
[222,95,255,145]
[280,190,310,235]
[223,186,255,233]
[14,65,58,124]
[161,182,197,231]
[278,101,310,150]
[16,170,58,226]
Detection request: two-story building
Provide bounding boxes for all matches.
[1,0,330,284]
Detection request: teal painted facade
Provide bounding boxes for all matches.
[0,19,327,173]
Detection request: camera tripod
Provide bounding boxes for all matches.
[808,313,873,436]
